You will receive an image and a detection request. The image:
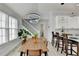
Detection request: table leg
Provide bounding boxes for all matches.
[52,36,54,46]
[20,51,24,56]
[61,37,64,53]
[52,32,54,46]
[27,50,28,56]
[65,39,68,56]
[77,42,79,56]
[44,52,48,56]
[55,40,57,47]
[70,42,72,55]
[55,38,59,48]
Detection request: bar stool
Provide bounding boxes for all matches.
[55,32,63,51]
[52,32,55,46]
[55,32,59,47]
[61,34,77,56]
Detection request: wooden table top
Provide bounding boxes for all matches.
[19,38,48,52]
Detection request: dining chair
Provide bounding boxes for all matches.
[27,49,42,56]
[55,32,59,47]
[52,32,55,46]
[69,40,77,56]
[61,34,77,56]
[55,32,63,51]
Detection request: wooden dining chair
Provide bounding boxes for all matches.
[61,33,72,55]
[55,32,63,51]
[61,34,77,56]
[27,49,42,56]
[70,40,77,55]
[52,32,55,46]
[55,32,58,47]
[52,32,58,46]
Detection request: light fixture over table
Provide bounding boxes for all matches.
[23,13,40,24]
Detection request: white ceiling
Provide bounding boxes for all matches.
[5,3,79,18]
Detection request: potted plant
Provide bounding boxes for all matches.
[33,33,38,43]
[18,29,31,40]
[18,29,23,39]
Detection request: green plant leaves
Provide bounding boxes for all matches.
[18,29,31,38]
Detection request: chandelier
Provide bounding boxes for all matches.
[23,13,40,24]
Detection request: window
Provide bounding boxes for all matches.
[0,11,6,45]
[9,16,18,41]
[0,11,18,45]
[56,16,79,29]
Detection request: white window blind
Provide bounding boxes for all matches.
[0,11,6,44]
[0,11,18,45]
[9,16,18,41]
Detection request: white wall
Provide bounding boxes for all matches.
[38,12,56,42]
[46,12,56,42]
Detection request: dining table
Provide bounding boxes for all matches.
[19,38,48,56]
